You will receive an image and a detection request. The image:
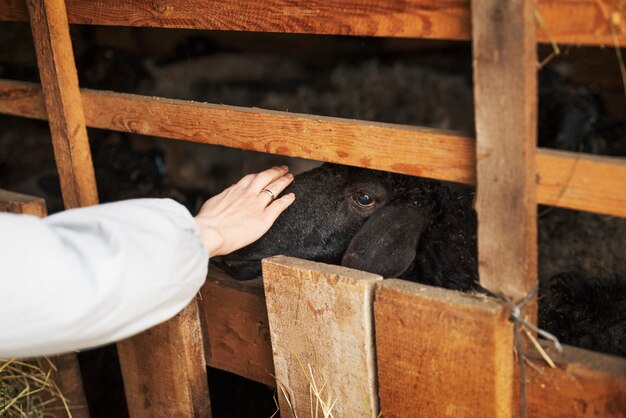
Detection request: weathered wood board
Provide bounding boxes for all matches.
[262,256,382,418]
[375,279,514,418]
[117,299,211,418]
[472,0,538,302]
[26,0,98,209]
[26,1,209,415]
[0,189,47,217]
[1,0,624,46]
[526,344,626,417]
[1,80,625,219]
[200,268,275,386]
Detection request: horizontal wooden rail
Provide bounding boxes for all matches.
[1,79,626,218]
[0,0,624,46]
[200,270,274,387]
[200,265,626,416]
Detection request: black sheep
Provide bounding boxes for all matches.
[539,272,626,358]
[341,179,477,291]
[339,172,625,357]
[218,163,625,357]
[218,163,415,279]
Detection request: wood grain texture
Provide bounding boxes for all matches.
[0,189,47,217]
[375,279,514,418]
[262,256,382,418]
[536,149,626,217]
[26,0,98,209]
[526,343,626,417]
[117,299,212,418]
[0,189,89,418]
[45,353,90,418]
[1,80,626,218]
[200,267,275,387]
[131,265,626,417]
[472,0,538,301]
[1,0,625,45]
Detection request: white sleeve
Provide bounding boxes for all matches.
[0,198,209,358]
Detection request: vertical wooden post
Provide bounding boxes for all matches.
[472,2,538,416]
[116,300,212,417]
[26,1,210,417]
[262,256,382,418]
[375,280,514,418]
[26,0,97,209]
[25,1,96,416]
[472,0,538,303]
[0,189,89,418]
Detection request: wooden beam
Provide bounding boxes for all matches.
[526,344,626,417]
[1,0,624,46]
[200,267,275,387]
[374,279,514,418]
[536,149,626,218]
[117,299,212,418]
[44,353,90,418]
[262,256,382,417]
[0,189,47,217]
[472,0,538,301]
[1,80,626,218]
[25,2,210,414]
[201,265,626,415]
[26,0,97,209]
[0,188,89,418]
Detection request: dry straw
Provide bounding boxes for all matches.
[0,358,71,418]
[271,355,382,418]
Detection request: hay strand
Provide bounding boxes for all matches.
[0,358,72,418]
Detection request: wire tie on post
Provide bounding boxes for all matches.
[477,283,563,418]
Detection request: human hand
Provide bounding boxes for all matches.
[194,166,296,256]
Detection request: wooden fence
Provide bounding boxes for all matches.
[0,0,625,417]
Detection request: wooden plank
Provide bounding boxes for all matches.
[200,267,275,387]
[26,2,209,414]
[0,80,475,184]
[536,149,626,218]
[0,189,47,217]
[1,80,626,218]
[526,344,626,417]
[374,279,514,418]
[172,265,626,417]
[26,0,98,209]
[0,188,89,418]
[472,0,538,300]
[44,353,90,418]
[262,256,382,418]
[1,0,624,45]
[117,299,211,418]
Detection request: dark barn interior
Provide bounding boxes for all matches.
[1,9,626,417]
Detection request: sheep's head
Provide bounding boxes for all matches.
[341,187,438,278]
[217,163,416,279]
[342,181,478,291]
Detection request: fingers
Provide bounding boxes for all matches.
[264,193,296,223]
[235,173,257,189]
[258,172,294,205]
[249,165,289,192]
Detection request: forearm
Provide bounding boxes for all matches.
[0,198,208,358]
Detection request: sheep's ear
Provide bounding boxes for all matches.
[341,200,433,278]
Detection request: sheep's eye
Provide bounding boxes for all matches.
[353,192,374,207]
